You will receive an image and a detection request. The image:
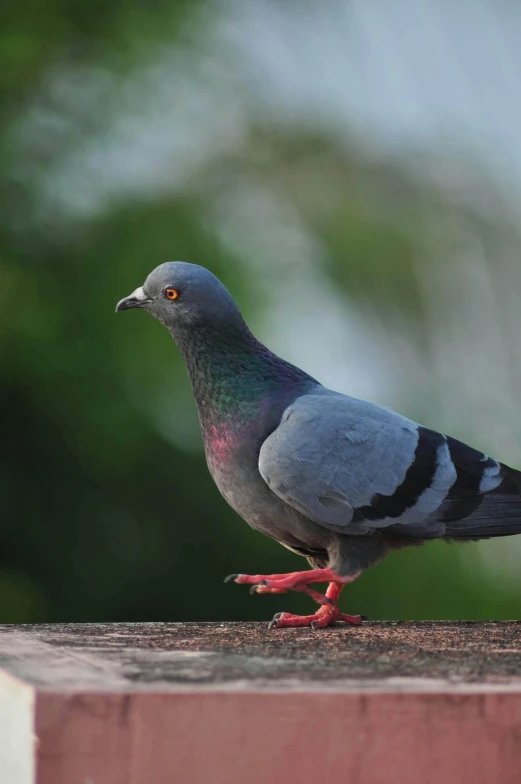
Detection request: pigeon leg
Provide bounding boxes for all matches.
[325,581,343,602]
[251,583,332,606]
[224,567,358,598]
[269,581,365,629]
[224,568,364,627]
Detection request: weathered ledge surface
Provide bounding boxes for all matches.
[2,622,521,784]
[1,620,521,690]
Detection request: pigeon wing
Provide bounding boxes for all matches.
[258,392,497,537]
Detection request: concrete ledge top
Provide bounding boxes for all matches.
[1,621,521,693]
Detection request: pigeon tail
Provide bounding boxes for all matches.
[445,462,521,540]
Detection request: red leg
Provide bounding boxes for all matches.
[251,583,332,606]
[224,569,365,629]
[269,582,365,629]
[325,582,343,602]
[224,568,358,595]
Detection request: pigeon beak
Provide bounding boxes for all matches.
[116,286,151,312]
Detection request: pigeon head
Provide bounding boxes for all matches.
[116,261,314,425]
[116,261,242,332]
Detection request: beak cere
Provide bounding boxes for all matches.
[115,286,151,312]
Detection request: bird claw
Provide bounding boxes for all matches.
[249,580,269,595]
[224,574,240,584]
[267,612,284,630]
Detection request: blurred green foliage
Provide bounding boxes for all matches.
[2,0,521,625]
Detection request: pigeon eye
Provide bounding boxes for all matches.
[165,287,179,301]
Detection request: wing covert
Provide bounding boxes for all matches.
[258,392,458,536]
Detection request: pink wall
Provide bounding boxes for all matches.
[36,689,521,784]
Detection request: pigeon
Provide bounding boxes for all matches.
[116,262,521,628]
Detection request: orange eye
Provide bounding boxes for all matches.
[165,287,179,301]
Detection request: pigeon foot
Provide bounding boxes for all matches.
[225,568,362,615]
[268,604,364,629]
[225,567,358,602]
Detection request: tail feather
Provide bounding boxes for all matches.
[504,464,521,491]
[445,463,521,540]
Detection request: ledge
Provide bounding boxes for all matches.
[2,622,521,783]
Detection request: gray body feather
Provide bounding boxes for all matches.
[259,390,457,535]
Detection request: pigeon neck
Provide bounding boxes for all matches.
[171,318,313,425]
